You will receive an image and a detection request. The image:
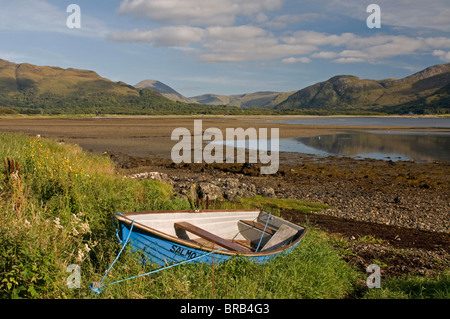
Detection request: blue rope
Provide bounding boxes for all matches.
[255,212,271,252]
[94,248,225,294]
[113,212,123,242]
[90,216,225,294]
[90,218,135,293]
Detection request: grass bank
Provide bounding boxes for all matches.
[0,133,447,299]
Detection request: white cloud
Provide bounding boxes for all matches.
[109,25,450,64]
[305,33,450,64]
[109,25,318,63]
[311,51,338,59]
[281,57,311,64]
[282,31,357,47]
[199,26,317,63]
[206,25,267,41]
[332,57,365,64]
[110,0,450,65]
[118,0,285,26]
[263,13,326,29]
[432,50,450,62]
[424,38,450,49]
[326,0,450,32]
[109,26,205,47]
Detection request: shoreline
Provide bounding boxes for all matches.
[0,116,448,277]
[0,118,448,232]
[1,116,449,160]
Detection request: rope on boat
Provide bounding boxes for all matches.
[254,212,271,252]
[89,215,225,294]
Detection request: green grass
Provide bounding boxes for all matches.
[0,132,189,298]
[96,227,359,299]
[0,132,447,299]
[232,195,329,214]
[363,270,450,299]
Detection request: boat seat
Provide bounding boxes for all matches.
[174,221,249,252]
[239,220,275,236]
[260,224,298,252]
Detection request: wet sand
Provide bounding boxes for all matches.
[0,115,446,159]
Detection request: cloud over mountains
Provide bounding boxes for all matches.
[109,0,450,64]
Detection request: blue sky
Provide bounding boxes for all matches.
[1,0,449,97]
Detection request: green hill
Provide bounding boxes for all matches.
[190,91,296,108]
[1,58,449,115]
[276,63,450,114]
[0,59,211,115]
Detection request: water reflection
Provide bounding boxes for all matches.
[292,131,450,162]
[271,117,450,128]
[210,131,450,162]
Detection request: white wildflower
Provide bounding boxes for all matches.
[54,217,63,229]
[72,213,81,223]
[79,221,91,234]
[76,249,84,262]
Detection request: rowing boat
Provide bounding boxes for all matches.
[113,209,307,266]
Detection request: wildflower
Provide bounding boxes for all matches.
[54,218,63,229]
[24,219,31,228]
[79,221,91,234]
[84,243,91,253]
[72,213,81,223]
[72,227,79,236]
[76,249,84,262]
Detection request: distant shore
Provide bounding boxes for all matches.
[1,115,449,160]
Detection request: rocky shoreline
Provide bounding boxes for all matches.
[119,151,449,234]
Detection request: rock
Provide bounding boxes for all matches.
[197,182,223,201]
[127,171,172,184]
[258,187,276,198]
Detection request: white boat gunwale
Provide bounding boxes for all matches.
[114,209,307,257]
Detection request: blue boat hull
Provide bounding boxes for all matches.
[116,213,305,266]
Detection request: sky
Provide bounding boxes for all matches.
[1,0,449,97]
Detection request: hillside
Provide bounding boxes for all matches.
[276,63,450,114]
[0,59,199,114]
[134,79,195,103]
[0,58,449,115]
[190,91,296,108]
[133,80,294,108]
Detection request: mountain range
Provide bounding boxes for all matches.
[134,79,296,108]
[276,63,450,114]
[0,58,449,115]
[137,63,450,114]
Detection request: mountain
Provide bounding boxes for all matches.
[0,58,449,115]
[276,63,450,114]
[134,79,195,103]
[0,58,137,96]
[190,91,296,108]
[133,79,295,108]
[0,59,199,114]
